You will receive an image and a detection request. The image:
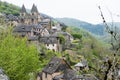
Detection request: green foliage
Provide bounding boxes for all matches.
[59,34,66,44]
[0,28,40,80]
[38,49,61,71]
[0,1,20,15]
[71,33,82,39]
[65,26,112,78]
[56,18,105,35]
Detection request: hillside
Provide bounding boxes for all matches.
[56,18,120,36]
[56,18,105,35]
[1,1,120,80]
[0,1,20,15]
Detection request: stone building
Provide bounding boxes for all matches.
[37,57,72,80]
[19,4,41,25]
[39,35,60,52]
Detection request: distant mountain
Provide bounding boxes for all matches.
[56,18,105,35]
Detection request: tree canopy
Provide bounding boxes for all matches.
[0,28,40,80]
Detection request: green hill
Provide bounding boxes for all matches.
[56,18,120,36]
[0,1,20,15]
[56,18,105,35]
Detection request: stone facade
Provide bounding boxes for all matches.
[19,4,41,25]
[37,57,72,80]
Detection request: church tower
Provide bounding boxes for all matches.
[20,4,27,16]
[19,4,27,24]
[31,4,41,24]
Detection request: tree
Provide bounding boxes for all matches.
[71,33,82,39]
[0,29,40,80]
[98,6,120,80]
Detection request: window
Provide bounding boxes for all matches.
[47,44,49,46]
[31,19,34,23]
[32,13,34,15]
[52,44,54,46]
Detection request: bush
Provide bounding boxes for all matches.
[0,30,40,80]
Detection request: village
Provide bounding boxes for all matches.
[1,2,120,80]
[0,4,100,80]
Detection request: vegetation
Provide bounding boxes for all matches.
[0,1,120,80]
[0,27,40,80]
[0,1,20,15]
[65,27,114,79]
[56,18,105,35]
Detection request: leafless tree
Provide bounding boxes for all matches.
[98,6,120,80]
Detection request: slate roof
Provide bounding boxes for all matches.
[19,14,38,19]
[52,69,99,80]
[6,14,18,21]
[34,24,42,29]
[63,69,77,80]
[82,74,99,80]
[20,4,26,13]
[28,36,38,41]
[31,4,38,13]
[13,24,42,32]
[39,35,58,44]
[42,57,71,74]
[13,24,35,32]
[43,57,62,74]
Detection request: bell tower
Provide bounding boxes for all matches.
[20,4,27,24]
[20,4,27,16]
[31,4,41,24]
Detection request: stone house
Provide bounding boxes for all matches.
[13,23,49,37]
[13,4,51,38]
[53,32,73,43]
[38,35,60,52]
[52,23,62,32]
[39,19,52,30]
[37,57,72,80]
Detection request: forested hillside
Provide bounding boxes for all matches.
[0,1,120,80]
[56,18,120,36]
[0,1,20,15]
[56,18,105,35]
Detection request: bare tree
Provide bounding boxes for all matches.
[98,6,120,80]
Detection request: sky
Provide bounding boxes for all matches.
[1,0,120,24]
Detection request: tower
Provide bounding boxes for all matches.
[31,4,41,24]
[19,4,27,24]
[20,4,27,16]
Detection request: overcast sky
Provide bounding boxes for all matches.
[1,0,120,24]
